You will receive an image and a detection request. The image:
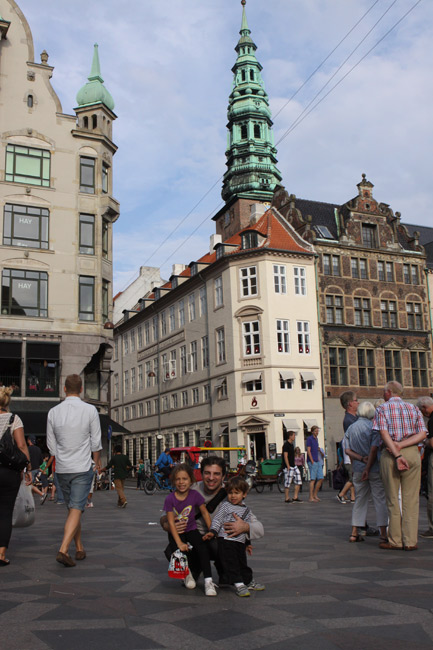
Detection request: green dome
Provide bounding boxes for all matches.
[76,44,115,111]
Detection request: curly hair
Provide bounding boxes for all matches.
[0,386,13,410]
[170,463,196,485]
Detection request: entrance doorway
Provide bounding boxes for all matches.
[249,432,266,460]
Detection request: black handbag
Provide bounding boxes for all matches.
[0,414,29,472]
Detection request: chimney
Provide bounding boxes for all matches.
[171,263,187,276]
[250,203,266,224]
[210,234,222,252]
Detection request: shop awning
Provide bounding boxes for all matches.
[300,371,316,382]
[241,372,262,383]
[304,419,318,429]
[279,370,295,381]
[282,419,300,430]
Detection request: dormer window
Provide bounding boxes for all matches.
[190,263,198,276]
[216,245,224,260]
[242,231,258,250]
[172,277,178,289]
[362,224,377,248]
[154,288,161,300]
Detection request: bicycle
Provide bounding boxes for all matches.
[143,469,173,495]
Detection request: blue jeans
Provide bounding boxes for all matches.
[57,468,94,511]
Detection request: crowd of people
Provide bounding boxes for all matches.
[1,375,432,596]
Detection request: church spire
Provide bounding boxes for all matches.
[222,1,282,203]
[76,44,115,111]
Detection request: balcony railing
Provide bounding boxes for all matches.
[0,376,21,396]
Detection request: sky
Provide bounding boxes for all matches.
[12,0,433,294]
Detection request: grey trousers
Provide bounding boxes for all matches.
[351,471,388,528]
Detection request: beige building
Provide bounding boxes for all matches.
[0,1,120,438]
[111,205,325,468]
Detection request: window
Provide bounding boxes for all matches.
[79,156,95,193]
[293,267,306,295]
[329,347,348,386]
[153,358,158,382]
[179,346,186,376]
[1,268,48,317]
[204,384,211,401]
[114,374,119,400]
[162,396,169,412]
[411,351,428,387]
[3,203,49,249]
[162,353,169,380]
[243,321,260,356]
[192,387,199,404]
[182,390,188,407]
[123,370,129,395]
[27,94,34,108]
[381,300,397,328]
[216,328,226,363]
[6,144,50,186]
[79,276,95,320]
[280,374,294,390]
[385,350,402,383]
[124,406,130,420]
[145,361,151,388]
[145,322,150,345]
[254,123,260,137]
[325,294,343,324]
[102,163,109,193]
[190,341,198,372]
[123,334,129,355]
[26,342,60,397]
[130,330,136,353]
[351,258,368,279]
[218,378,228,399]
[102,220,109,259]
[102,280,109,321]
[202,336,209,368]
[190,263,198,277]
[179,299,185,326]
[131,367,136,393]
[406,302,422,330]
[138,365,143,390]
[322,254,340,276]
[354,297,371,326]
[241,124,247,139]
[240,266,258,297]
[276,319,290,353]
[137,326,143,348]
[403,264,419,285]
[146,401,151,416]
[297,321,310,354]
[139,402,144,417]
[273,265,287,294]
[188,293,196,321]
[170,350,177,378]
[301,379,314,390]
[199,287,207,316]
[169,306,176,332]
[160,311,167,337]
[215,276,223,307]
[131,404,137,419]
[114,339,118,361]
[386,262,394,282]
[154,398,159,414]
[362,224,377,248]
[171,394,178,410]
[377,261,385,282]
[358,349,376,386]
[152,316,158,341]
[245,377,262,392]
[242,231,258,249]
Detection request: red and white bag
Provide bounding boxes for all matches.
[168,549,189,580]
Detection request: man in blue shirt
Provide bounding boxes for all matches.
[155,447,174,479]
[306,426,323,502]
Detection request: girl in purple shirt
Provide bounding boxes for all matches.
[164,463,216,596]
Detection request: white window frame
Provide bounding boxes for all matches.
[215,276,223,307]
[181,390,188,407]
[199,286,207,316]
[192,387,199,404]
[138,365,143,390]
[297,321,310,354]
[293,267,306,296]
[170,350,177,378]
[276,319,290,353]
[243,320,261,356]
[169,305,176,332]
[188,293,196,321]
[190,341,198,372]
[123,369,129,395]
[179,299,185,327]
[240,266,258,297]
[131,367,136,393]
[273,265,287,294]
[202,335,209,368]
[216,327,226,363]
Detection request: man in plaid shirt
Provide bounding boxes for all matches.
[372,381,427,551]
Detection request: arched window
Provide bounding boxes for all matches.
[92,115,97,129]
[254,124,261,138]
[250,70,254,81]
[27,94,34,108]
[241,69,246,82]
[83,116,89,129]
[241,124,247,140]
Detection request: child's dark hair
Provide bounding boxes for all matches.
[226,476,249,494]
[170,463,196,485]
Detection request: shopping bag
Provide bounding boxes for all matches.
[12,480,35,528]
[168,549,189,579]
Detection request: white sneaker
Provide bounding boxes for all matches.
[204,579,217,597]
[183,572,196,589]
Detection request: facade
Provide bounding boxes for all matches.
[111,208,324,467]
[273,176,433,465]
[113,265,165,325]
[0,1,119,437]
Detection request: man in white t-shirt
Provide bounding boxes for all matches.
[47,374,101,567]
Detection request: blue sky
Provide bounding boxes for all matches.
[13,0,433,293]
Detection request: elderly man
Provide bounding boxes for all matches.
[161,455,264,589]
[416,396,433,538]
[47,374,102,567]
[373,381,427,551]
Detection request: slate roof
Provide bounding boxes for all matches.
[403,223,433,246]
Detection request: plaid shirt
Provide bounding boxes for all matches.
[372,396,427,442]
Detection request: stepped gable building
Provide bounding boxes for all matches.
[112,205,323,466]
[272,175,433,462]
[0,0,123,443]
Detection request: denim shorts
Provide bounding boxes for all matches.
[308,461,324,481]
[56,468,94,511]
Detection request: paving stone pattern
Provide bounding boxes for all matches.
[1,484,433,649]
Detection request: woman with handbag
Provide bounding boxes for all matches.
[0,386,31,566]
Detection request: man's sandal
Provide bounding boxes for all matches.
[349,535,364,543]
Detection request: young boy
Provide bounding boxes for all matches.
[204,476,264,597]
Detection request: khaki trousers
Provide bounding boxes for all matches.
[380,446,421,548]
[114,478,126,505]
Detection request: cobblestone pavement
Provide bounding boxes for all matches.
[1,483,433,650]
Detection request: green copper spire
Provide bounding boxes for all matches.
[76,44,115,111]
[222,1,282,203]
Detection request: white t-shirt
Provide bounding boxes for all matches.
[0,413,23,440]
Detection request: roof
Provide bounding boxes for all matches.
[403,223,433,246]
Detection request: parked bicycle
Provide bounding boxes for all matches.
[143,469,173,495]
